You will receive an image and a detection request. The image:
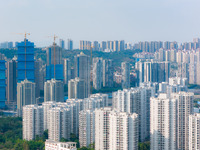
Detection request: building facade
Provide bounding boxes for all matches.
[93,57,103,90]
[46,43,63,80]
[23,105,43,140]
[189,113,200,150]
[44,79,64,102]
[17,79,36,116]
[121,62,130,89]
[17,39,35,82]
[68,77,85,99]
[74,52,90,98]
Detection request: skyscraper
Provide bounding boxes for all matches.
[63,58,71,85]
[34,59,43,98]
[49,107,71,141]
[0,53,6,108]
[95,107,112,150]
[23,105,43,140]
[42,101,56,131]
[121,62,130,89]
[171,92,194,150]
[118,40,125,51]
[164,41,171,50]
[136,60,170,84]
[46,43,63,80]
[68,39,73,50]
[150,93,177,150]
[17,39,35,82]
[109,111,138,150]
[59,39,65,49]
[106,41,110,50]
[110,41,114,50]
[74,52,90,98]
[79,40,91,50]
[189,113,200,150]
[113,40,118,51]
[44,79,64,102]
[95,108,139,150]
[112,86,155,142]
[103,59,113,87]
[68,77,85,99]
[17,79,36,116]
[92,41,99,51]
[93,57,103,90]
[100,41,106,51]
[151,92,194,150]
[79,110,95,148]
[6,58,17,103]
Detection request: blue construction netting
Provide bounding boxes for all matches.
[17,39,35,82]
[46,64,63,80]
[0,60,6,108]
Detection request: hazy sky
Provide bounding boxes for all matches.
[0,0,200,48]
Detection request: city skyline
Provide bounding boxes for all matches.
[0,0,200,47]
[1,0,200,149]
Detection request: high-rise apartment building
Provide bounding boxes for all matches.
[109,111,138,150]
[93,57,103,90]
[100,41,106,51]
[171,92,194,150]
[95,108,139,150]
[79,110,95,148]
[63,58,71,85]
[23,105,43,140]
[151,92,194,150]
[92,41,99,51]
[0,41,13,49]
[34,59,44,98]
[6,58,17,103]
[118,40,125,51]
[121,62,130,89]
[49,107,71,141]
[79,40,91,50]
[189,113,200,150]
[68,77,85,99]
[136,60,170,84]
[17,39,35,82]
[68,39,73,50]
[109,41,114,50]
[0,53,6,108]
[74,52,90,98]
[112,86,154,142]
[113,40,119,51]
[59,39,65,49]
[46,43,63,80]
[177,63,189,79]
[42,101,56,130]
[106,41,110,50]
[23,93,108,145]
[189,63,197,84]
[17,79,36,116]
[164,41,171,50]
[150,93,177,150]
[95,107,112,150]
[44,79,64,102]
[103,59,113,87]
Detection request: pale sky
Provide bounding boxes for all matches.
[0,0,200,48]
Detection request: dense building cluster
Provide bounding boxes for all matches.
[1,37,200,150]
